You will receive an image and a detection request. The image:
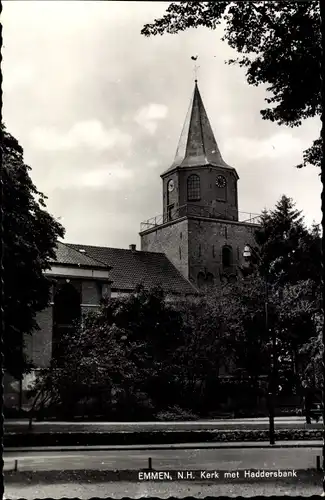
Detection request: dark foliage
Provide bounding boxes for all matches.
[2,123,64,378]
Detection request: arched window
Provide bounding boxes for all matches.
[222,245,233,268]
[187,174,200,201]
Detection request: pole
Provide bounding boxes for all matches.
[265,276,275,445]
[319,0,325,496]
[18,335,23,413]
[319,0,325,493]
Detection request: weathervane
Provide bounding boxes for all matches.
[191,55,200,82]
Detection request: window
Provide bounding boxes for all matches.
[52,282,81,360]
[222,245,233,268]
[187,174,200,201]
[167,204,174,221]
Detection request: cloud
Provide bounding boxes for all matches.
[3,1,321,249]
[3,63,35,92]
[147,159,159,168]
[134,103,168,134]
[78,162,134,189]
[226,132,304,161]
[29,120,132,152]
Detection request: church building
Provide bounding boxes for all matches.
[140,80,259,287]
[4,81,260,411]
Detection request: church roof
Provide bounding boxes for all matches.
[66,243,198,296]
[162,81,236,176]
[53,241,110,269]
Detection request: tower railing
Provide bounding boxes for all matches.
[140,204,261,232]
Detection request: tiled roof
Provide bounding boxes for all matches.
[52,241,110,269]
[66,243,198,295]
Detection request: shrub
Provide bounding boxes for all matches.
[156,405,199,421]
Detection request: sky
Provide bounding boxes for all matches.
[3,1,322,250]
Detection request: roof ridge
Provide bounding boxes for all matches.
[196,83,207,162]
[59,241,110,268]
[60,242,198,295]
[67,242,167,257]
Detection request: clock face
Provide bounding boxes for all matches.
[216,175,226,188]
[168,180,175,192]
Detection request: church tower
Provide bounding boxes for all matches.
[140,81,259,288]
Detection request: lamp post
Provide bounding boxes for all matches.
[242,245,276,445]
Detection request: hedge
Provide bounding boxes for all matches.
[4,428,322,447]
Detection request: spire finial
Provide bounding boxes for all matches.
[191,55,200,82]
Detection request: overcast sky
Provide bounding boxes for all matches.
[3,1,321,249]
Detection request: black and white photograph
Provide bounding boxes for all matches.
[1,1,324,498]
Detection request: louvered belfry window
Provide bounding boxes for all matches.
[187,174,200,201]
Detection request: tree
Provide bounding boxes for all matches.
[142,1,322,169]
[215,277,274,379]
[30,285,189,419]
[299,313,323,388]
[171,295,229,412]
[29,321,141,420]
[275,279,321,387]
[254,195,321,286]
[241,196,322,389]
[1,123,64,379]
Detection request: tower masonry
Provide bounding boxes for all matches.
[140,81,260,288]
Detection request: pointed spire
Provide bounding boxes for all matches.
[171,82,230,170]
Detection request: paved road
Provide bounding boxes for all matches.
[5,417,323,433]
[5,440,323,453]
[4,447,324,498]
[3,446,322,472]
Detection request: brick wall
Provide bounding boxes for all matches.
[5,308,53,409]
[5,279,110,409]
[188,218,258,284]
[26,280,107,369]
[162,166,239,220]
[178,167,238,220]
[163,173,180,213]
[141,216,258,285]
[140,218,189,279]
[30,306,53,368]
